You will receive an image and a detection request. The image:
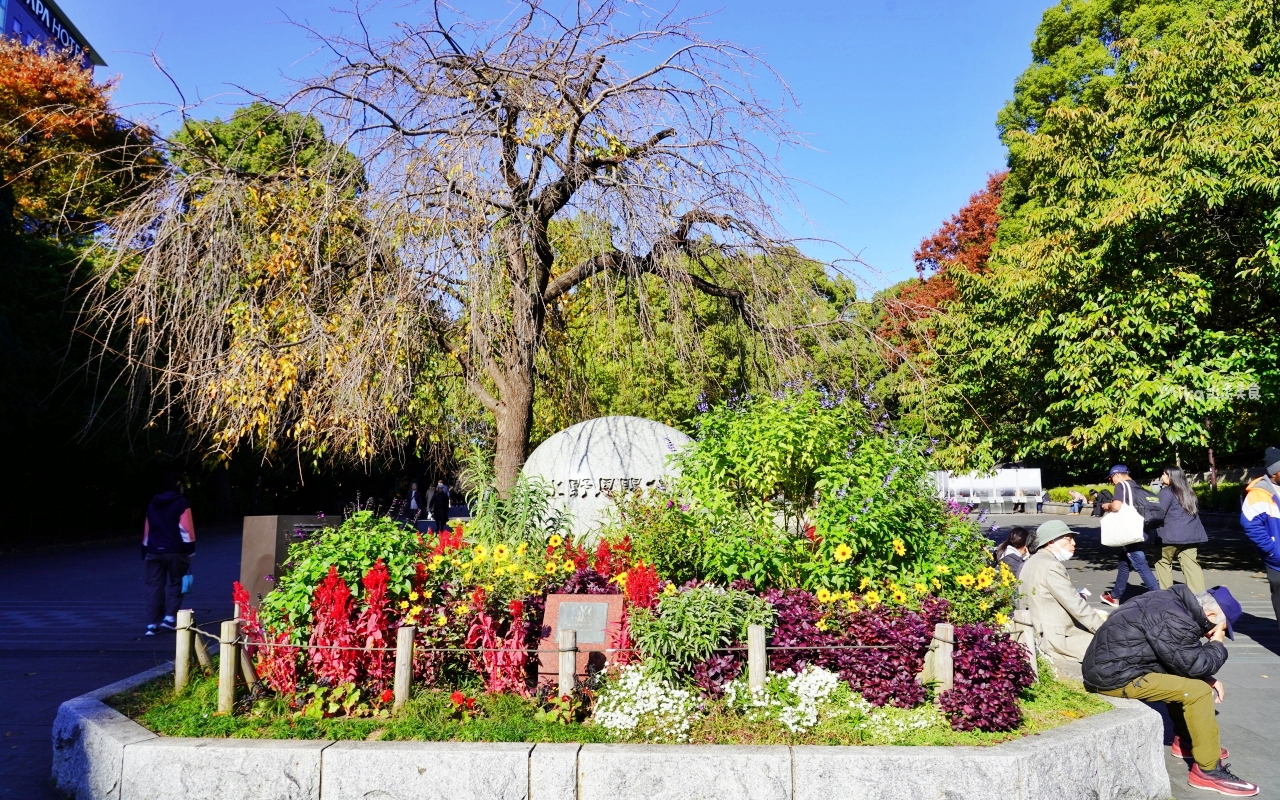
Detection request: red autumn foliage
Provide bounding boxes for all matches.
[309,566,360,685]
[879,171,1006,357]
[0,39,160,234]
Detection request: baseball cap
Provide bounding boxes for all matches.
[1207,586,1243,641]
[1108,464,1130,477]
[1266,447,1280,477]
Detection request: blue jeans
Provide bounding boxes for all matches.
[1114,543,1159,599]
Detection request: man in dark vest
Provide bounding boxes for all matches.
[142,471,196,635]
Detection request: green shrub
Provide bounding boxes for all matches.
[1046,485,1109,503]
[1194,482,1244,512]
[258,511,422,635]
[459,449,570,545]
[629,585,774,681]
[600,492,706,585]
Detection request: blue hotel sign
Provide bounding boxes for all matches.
[2,0,104,66]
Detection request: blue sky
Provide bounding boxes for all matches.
[59,0,1053,290]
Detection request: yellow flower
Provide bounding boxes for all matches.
[517,542,528,555]
[864,590,881,607]
[548,535,563,547]
[888,582,900,592]
[562,559,575,573]
[545,562,557,574]
[845,600,860,613]
[462,571,472,582]
[410,605,423,616]
[435,614,448,626]
[523,570,537,581]
[833,544,853,562]
[979,601,990,610]
[613,572,630,588]
[431,554,445,567]
[399,600,410,609]
[995,612,1010,626]
[816,588,832,603]
[934,564,951,575]
[892,538,906,557]
[450,558,462,567]
[816,617,829,632]
[892,589,907,604]
[932,578,942,589]
[663,583,678,596]
[484,584,494,592]
[409,591,420,601]
[913,582,927,594]
[473,544,489,559]
[976,575,993,590]
[859,576,872,590]
[471,553,486,565]
[956,574,975,588]
[493,544,510,562]
[456,603,470,615]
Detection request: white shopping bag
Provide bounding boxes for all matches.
[1100,502,1145,547]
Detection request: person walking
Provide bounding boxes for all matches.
[1152,466,1208,594]
[994,526,1031,579]
[1100,465,1161,607]
[1019,520,1108,662]
[1241,446,1280,629]
[430,480,452,533]
[1083,586,1256,796]
[142,472,196,636]
[404,480,426,521]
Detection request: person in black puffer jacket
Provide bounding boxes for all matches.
[1082,585,1257,796]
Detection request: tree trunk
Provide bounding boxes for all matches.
[493,368,536,497]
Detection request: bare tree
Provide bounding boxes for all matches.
[86,0,862,491]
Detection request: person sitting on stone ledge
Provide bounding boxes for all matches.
[1018,519,1107,662]
[1082,585,1256,797]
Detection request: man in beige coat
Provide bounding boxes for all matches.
[1019,519,1108,661]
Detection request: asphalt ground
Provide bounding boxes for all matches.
[1,515,1274,799]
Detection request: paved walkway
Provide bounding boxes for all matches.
[996,513,1279,799]
[0,526,239,799]
[2,516,1276,798]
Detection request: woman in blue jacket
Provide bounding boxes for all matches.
[1151,466,1207,594]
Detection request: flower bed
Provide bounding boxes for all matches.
[127,387,1096,744]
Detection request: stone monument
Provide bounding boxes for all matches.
[521,415,692,537]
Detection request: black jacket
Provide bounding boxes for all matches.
[430,488,451,520]
[1082,585,1227,691]
[1152,486,1208,545]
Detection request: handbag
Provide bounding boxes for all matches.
[181,573,195,594]
[1100,502,1146,547]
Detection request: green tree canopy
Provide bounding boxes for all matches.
[909,0,1280,473]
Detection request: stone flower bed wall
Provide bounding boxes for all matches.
[52,665,1172,800]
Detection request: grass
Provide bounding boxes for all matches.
[108,658,1109,746]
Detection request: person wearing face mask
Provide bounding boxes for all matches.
[1082,585,1255,796]
[1018,520,1108,662]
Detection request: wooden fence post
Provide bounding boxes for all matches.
[393,626,415,711]
[747,624,767,692]
[218,620,239,714]
[239,648,259,689]
[933,622,954,694]
[192,616,212,673]
[558,628,577,698]
[174,610,193,691]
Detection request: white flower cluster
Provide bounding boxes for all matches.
[724,666,843,732]
[857,705,940,740]
[593,664,698,743]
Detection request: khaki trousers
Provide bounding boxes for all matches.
[1099,673,1219,770]
[1155,545,1205,594]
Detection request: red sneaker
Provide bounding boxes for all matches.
[1188,763,1258,796]
[1100,592,1120,608]
[1171,735,1228,760]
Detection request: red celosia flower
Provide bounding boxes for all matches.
[509,599,524,617]
[380,689,394,704]
[450,690,466,706]
[623,563,661,610]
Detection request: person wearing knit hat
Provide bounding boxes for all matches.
[1018,519,1107,661]
[1241,447,1280,631]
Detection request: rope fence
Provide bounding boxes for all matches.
[172,610,998,717]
